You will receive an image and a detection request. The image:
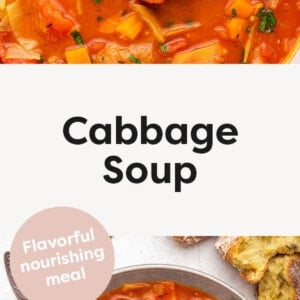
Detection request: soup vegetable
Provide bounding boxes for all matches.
[0,0,299,63]
[98,281,216,300]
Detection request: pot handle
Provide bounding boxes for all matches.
[3,252,27,300]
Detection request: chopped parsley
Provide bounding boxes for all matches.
[121,10,128,16]
[128,54,141,64]
[257,8,277,33]
[160,44,168,54]
[37,55,44,64]
[165,19,174,28]
[231,8,237,18]
[93,0,101,4]
[96,15,103,22]
[184,18,194,25]
[71,30,84,45]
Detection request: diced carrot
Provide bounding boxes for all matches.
[224,18,248,40]
[225,0,254,18]
[65,46,91,63]
[115,13,143,40]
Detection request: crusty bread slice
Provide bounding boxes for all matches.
[258,255,300,300]
[215,236,300,283]
[173,236,207,245]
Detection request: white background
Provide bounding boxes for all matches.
[0,66,299,237]
[0,65,299,297]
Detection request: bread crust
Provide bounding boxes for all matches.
[289,257,300,299]
[173,236,208,245]
[215,237,300,284]
[258,255,300,300]
[215,236,240,259]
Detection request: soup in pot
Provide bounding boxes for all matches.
[0,0,299,63]
[98,281,216,300]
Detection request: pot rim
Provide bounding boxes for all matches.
[110,263,247,300]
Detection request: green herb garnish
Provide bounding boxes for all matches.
[184,18,194,25]
[37,55,44,64]
[96,16,103,22]
[93,0,101,4]
[257,8,276,33]
[121,10,128,16]
[165,19,174,28]
[160,44,168,54]
[128,54,141,64]
[71,30,84,45]
[231,8,237,18]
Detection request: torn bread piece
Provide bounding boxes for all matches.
[216,236,300,283]
[173,236,208,245]
[258,254,300,300]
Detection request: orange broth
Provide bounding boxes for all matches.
[98,281,216,300]
[0,0,299,63]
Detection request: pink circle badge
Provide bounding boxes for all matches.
[10,207,114,300]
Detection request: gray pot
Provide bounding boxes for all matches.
[104,264,246,300]
[4,252,27,300]
[4,252,245,300]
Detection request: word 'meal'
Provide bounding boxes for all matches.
[63,116,238,192]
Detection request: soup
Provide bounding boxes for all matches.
[0,0,299,63]
[98,281,216,300]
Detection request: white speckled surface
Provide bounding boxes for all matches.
[112,236,256,300]
[1,236,256,300]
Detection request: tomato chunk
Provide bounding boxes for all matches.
[37,0,78,41]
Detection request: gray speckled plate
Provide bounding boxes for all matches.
[104,264,247,300]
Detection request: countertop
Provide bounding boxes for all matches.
[1,236,256,299]
[112,236,256,300]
